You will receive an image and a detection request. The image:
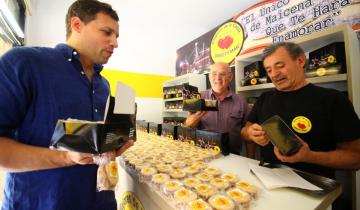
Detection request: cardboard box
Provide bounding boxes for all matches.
[196,130,229,155]
[163,117,186,126]
[177,126,196,145]
[161,124,177,140]
[149,122,162,136]
[241,61,268,86]
[50,82,136,154]
[163,83,199,99]
[136,120,149,133]
[183,98,218,112]
[306,42,346,77]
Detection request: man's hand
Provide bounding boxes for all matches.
[273,138,310,163]
[185,111,207,127]
[66,151,94,165]
[246,123,269,146]
[115,140,134,156]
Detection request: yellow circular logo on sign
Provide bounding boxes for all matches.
[118,191,144,210]
[292,116,312,133]
[211,21,244,64]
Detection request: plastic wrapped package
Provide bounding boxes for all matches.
[208,194,235,210]
[235,181,258,199]
[184,199,213,210]
[194,183,217,200]
[226,188,251,210]
[173,188,198,209]
[96,160,119,191]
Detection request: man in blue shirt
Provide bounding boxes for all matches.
[0,0,132,209]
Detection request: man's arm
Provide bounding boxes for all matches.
[184,111,207,128]
[274,139,360,170]
[0,137,94,173]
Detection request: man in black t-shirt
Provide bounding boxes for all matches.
[240,42,360,178]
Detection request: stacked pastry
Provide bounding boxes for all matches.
[120,130,259,210]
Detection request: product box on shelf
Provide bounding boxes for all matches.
[306,42,346,77]
[163,83,199,99]
[163,117,186,126]
[164,101,183,110]
[241,61,268,86]
[195,130,229,155]
[163,86,176,99]
[148,122,162,136]
[136,120,149,133]
[182,84,218,112]
[161,124,177,140]
[177,126,196,145]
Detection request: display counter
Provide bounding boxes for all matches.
[116,153,341,210]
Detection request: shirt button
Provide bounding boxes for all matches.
[95,109,98,113]
[73,51,77,55]
[81,71,85,75]
[93,90,95,94]
[68,58,72,62]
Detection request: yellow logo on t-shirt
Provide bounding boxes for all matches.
[292,116,312,133]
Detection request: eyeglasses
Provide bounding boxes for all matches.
[210,72,229,78]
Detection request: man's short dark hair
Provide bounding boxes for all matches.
[262,42,305,61]
[65,0,119,39]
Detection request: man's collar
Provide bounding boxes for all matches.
[55,43,104,73]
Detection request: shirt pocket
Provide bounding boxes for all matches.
[229,109,245,131]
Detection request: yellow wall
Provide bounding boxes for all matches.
[101,69,174,98]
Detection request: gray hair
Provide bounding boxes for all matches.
[262,42,305,61]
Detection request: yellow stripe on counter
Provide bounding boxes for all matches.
[101,69,174,98]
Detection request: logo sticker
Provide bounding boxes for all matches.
[316,67,326,76]
[292,116,312,133]
[210,21,245,64]
[118,191,144,210]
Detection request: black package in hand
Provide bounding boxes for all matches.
[261,115,302,156]
[50,82,136,154]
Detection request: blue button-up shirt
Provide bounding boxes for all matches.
[0,44,111,210]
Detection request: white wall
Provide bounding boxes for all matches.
[25,0,217,76]
[24,0,215,123]
[24,0,257,123]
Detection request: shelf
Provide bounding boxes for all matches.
[235,25,347,63]
[307,73,347,84]
[237,74,347,93]
[163,73,206,89]
[163,97,183,102]
[163,109,186,113]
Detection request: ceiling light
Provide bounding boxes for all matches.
[0,0,24,38]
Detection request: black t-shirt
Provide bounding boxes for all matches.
[247,83,360,178]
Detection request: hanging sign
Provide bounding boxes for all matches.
[210,21,245,64]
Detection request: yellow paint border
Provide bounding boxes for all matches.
[101,69,174,98]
